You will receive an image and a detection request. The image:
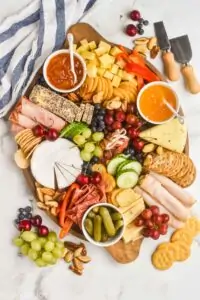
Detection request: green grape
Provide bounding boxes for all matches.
[50,257,57,265]
[38,237,47,247]
[44,241,55,252]
[31,239,41,252]
[21,231,37,243]
[52,247,63,259]
[35,258,46,267]
[82,128,92,139]
[47,231,57,243]
[73,135,86,146]
[92,132,104,142]
[93,146,103,158]
[80,150,92,162]
[55,241,64,249]
[42,251,54,263]
[84,142,95,153]
[20,243,30,256]
[12,237,24,247]
[28,249,38,261]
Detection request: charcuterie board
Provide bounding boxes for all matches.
[9,23,195,266]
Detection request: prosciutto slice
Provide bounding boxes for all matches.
[134,186,184,229]
[9,111,37,128]
[10,123,25,135]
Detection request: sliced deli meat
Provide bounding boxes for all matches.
[9,111,37,129]
[139,118,187,153]
[10,123,25,135]
[134,186,184,229]
[140,175,190,221]
[150,172,196,207]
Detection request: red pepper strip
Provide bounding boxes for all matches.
[125,62,160,82]
[137,76,144,91]
[59,183,80,227]
[118,45,129,55]
[129,50,146,66]
[115,52,130,62]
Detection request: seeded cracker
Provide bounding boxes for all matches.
[82,103,90,123]
[86,105,94,125]
[75,104,85,122]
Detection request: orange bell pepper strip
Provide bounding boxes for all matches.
[59,183,80,227]
[137,76,144,91]
[118,45,129,55]
[129,50,146,66]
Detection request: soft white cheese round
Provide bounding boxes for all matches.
[31,138,82,189]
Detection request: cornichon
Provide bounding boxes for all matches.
[59,122,88,138]
[99,207,116,237]
[111,212,122,221]
[93,215,102,242]
[115,220,124,231]
[88,211,96,219]
[84,218,93,236]
[101,224,108,242]
[92,207,99,214]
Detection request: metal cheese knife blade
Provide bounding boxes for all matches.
[170,35,200,94]
[154,21,180,81]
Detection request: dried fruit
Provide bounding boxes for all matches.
[73,258,84,271]
[77,255,91,263]
[150,45,160,59]
[74,247,83,257]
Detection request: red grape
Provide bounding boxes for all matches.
[90,172,102,184]
[31,215,42,227]
[33,125,45,137]
[150,229,160,240]
[134,217,144,227]
[126,24,137,37]
[143,228,152,237]
[112,121,122,130]
[18,220,32,231]
[46,128,59,141]
[38,225,49,237]
[132,139,144,151]
[127,104,136,114]
[130,10,141,21]
[136,120,144,128]
[152,214,163,225]
[150,205,160,215]
[105,115,114,125]
[159,224,168,235]
[126,114,138,125]
[127,127,139,139]
[161,213,170,224]
[141,209,152,220]
[115,111,126,122]
[144,219,154,229]
[76,174,89,185]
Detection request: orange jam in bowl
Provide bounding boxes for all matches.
[137,82,179,124]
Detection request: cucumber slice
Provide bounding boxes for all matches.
[107,156,127,175]
[120,160,142,175]
[116,170,139,189]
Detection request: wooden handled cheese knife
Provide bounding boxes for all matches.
[154,21,180,81]
[170,35,200,94]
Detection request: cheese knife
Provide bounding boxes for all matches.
[170,35,200,94]
[154,21,180,81]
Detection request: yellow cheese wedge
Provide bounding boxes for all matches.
[139,119,187,153]
[123,200,145,225]
[115,189,141,207]
[118,198,143,214]
[123,223,143,243]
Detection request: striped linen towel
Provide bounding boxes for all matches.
[0,0,97,118]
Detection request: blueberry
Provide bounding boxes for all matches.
[24,206,32,213]
[139,18,144,24]
[91,126,97,132]
[25,213,32,219]
[94,104,101,110]
[137,23,143,30]
[136,153,144,163]
[143,20,149,26]
[18,214,25,220]
[138,29,144,35]
[98,115,104,121]
[130,155,136,160]
[129,148,135,155]
[124,148,131,155]
[91,156,99,164]
[100,109,106,115]
[18,208,24,213]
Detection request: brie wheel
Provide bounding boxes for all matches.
[31,138,82,189]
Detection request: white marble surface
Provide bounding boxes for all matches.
[1,0,200,299]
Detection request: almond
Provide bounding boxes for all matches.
[37,201,48,210]
[150,45,160,59]
[62,248,69,258]
[74,247,83,258]
[50,207,58,216]
[64,251,74,263]
[77,255,91,263]
[147,37,157,50]
[44,195,53,202]
[39,188,55,196]
[45,201,58,208]
[69,265,83,276]
[73,258,84,271]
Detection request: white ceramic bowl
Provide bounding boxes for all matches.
[82,203,125,247]
[136,81,180,125]
[43,49,87,93]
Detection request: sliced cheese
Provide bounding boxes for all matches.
[115,189,141,207]
[123,222,143,243]
[118,198,143,214]
[123,200,145,225]
[139,119,187,153]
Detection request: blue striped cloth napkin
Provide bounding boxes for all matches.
[0,0,97,117]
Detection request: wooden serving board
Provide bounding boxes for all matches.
[20,23,189,264]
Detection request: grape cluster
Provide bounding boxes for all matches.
[13,231,65,267]
[91,104,106,132]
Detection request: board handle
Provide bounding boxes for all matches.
[181,65,200,94]
[162,51,180,81]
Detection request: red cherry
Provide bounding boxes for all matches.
[143,228,152,237]
[132,139,144,151]
[126,24,138,37]
[90,172,102,184]
[159,224,168,235]
[45,128,59,141]
[105,114,114,125]
[38,225,49,237]
[112,121,122,130]
[18,220,32,231]
[76,174,89,185]
[126,114,138,125]
[150,205,160,215]
[152,214,163,225]
[150,229,160,240]
[115,111,126,122]
[144,219,154,229]
[31,215,42,227]
[130,10,141,21]
[161,213,170,224]
[33,125,45,137]
[134,217,144,227]
[127,127,139,139]
[141,209,152,220]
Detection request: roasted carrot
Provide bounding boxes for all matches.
[59,219,73,239]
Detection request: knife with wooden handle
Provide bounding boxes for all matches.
[154,21,180,81]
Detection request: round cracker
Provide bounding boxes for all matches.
[15,129,31,142]
[171,228,193,245]
[16,131,33,145]
[14,149,30,169]
[172,241,191,262]
[26,144,39,159]
[175,164,196,187]
[91,76,99,93]
[152,248,174,270]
